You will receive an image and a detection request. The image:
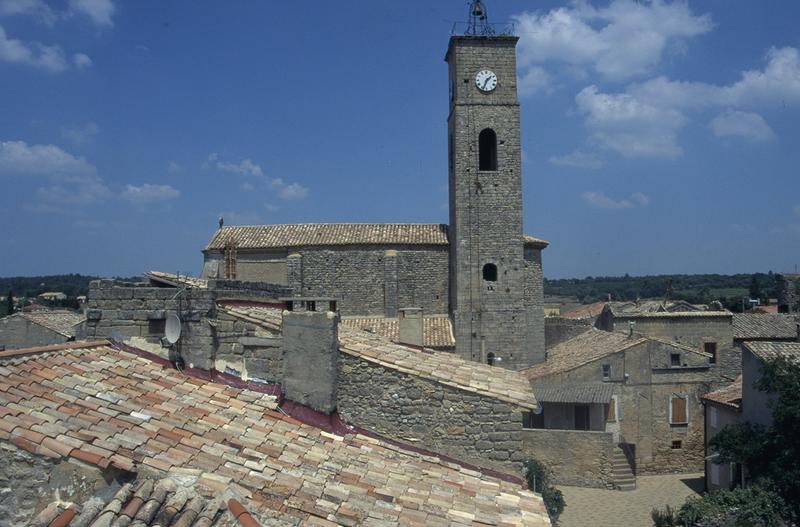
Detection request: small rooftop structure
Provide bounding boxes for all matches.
[340,315,455,348]
[9,309,84,338]
[146,271,209,289]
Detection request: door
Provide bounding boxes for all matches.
[574,404,590,431]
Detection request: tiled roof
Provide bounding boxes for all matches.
[339,325,537,409]
[205,224,450,250]
[701,376,742,410]
[220,304,537,409]
[32,474,268,527]
[15,309,85,337]
[606,301,721,317]
[147,271,209,289]
[733,314,798,340]
[205,223,549,252]
[523,328,648,380]
[744,341,800,364]
[340,315,455,348]
[0,342,550,526]
[532,383,614,404]
[560,302,607,320]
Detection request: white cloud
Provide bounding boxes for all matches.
[206,153,309,201]
[0,25,68,72]
[582,190,650,210]
[167,161,183,174]
[0,140,110,207]
[549,149,604,169]
[73,52,92,69]
[61,123,99,145]
[278,182,308,200]
[709,110,775,142]
[68,0,115,27]
[0,0,57,25]
[518,66,552,97]
[513,0,712,84]
[575,85,687,158]
[121,184,180,204]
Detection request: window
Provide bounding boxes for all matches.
[670,395,689,425]
[670,353,681,367]
[478,128,497,171]
[607,397,617,422]
[482,263,498,282]
[523,410,544,429]
[602,363,611,380]
[671,440,683,449]
[705,342,717,364]
[487,352,495,366]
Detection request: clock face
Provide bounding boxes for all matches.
[475,70,498,92]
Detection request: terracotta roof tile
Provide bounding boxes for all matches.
[6,309,85,338]
[340,315,455,348]
[146,271,209,289]
[2,342,550,526]
[743,341,800,364]
[701,375,742,410]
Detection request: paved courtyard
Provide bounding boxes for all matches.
[556,473,704,527]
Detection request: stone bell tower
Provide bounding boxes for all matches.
[446,11,531,370]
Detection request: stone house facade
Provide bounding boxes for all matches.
[522,328,730,485]
[701,376,742,491]
[0,310,85,350]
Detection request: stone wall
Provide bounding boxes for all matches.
[0,443,124,525]
[337,353,525,474]
[213,311,283,384]
[524,246,546,365]
[544,317,592,350]
[522,429,614,488]
[297,246,449,317]
[283,311,339,414]
[0,316,71,350]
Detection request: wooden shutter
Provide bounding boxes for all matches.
[671,396,687,423]
[607,399,616,422]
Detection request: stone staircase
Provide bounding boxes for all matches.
[612,446,636,491]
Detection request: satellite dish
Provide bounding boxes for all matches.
[165,315,182,344]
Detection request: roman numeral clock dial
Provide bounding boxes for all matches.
[475,70,497,92]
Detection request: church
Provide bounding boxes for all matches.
[201,25,548,371]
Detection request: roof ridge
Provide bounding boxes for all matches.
[0,339,109,360]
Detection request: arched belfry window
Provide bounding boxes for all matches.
[483,263,498,282]
[479,128,497,171]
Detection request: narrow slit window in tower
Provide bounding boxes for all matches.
[487,352,495,366]
[483,263,498,282]
[479,128,497,171]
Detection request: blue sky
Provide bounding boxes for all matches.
[0,0,798,279]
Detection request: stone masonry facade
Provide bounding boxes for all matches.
[522,429,614,488]
[336,352,526,474]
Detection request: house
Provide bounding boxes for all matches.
[701,376,742,491]
[740,341,800,428]
[521,327,727,488]
[37,291,67,302]
[0,309,85,350]
[0,340,551,525]
[595,302,738,378]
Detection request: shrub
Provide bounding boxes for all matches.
[523,459,565,524]
[651,505,677,527]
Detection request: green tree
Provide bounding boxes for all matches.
[3,290,12,317]
[749,274,762,300]
[523,459,565,525]
[708,356,800,522]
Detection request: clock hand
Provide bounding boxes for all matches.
[483,77,492,89]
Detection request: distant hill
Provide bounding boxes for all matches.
[0,274,139,298]
[544,272,782,311]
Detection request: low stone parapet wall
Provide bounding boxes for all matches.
[522,429,614,488]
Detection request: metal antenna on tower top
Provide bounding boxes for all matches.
[466,0,494,36]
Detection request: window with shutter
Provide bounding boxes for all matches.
[606,398,616,422]
[670,395,688,424]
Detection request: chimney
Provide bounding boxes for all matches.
[398,307,424,347]
[281,302,339,414]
